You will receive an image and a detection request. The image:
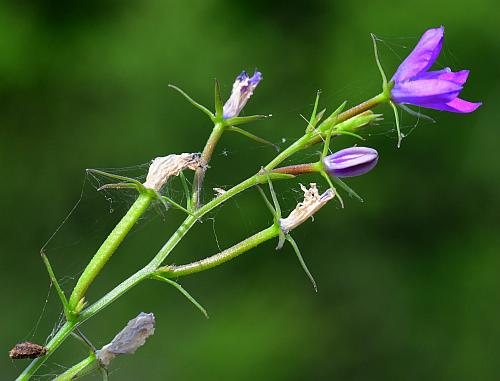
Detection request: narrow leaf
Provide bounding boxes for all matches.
[97,183,139,192]
[371,33,388,88]
[41,250,70,317]
[286,235,317,292]
[389,100,403,148]
[224,114,268,126]
[214,79,223,120]
[153,275,208,318]
[398,104,435,123]
[320,171,344,209]
[227,126,279,151]
[333,130,365,141]
[168,84,214,120]
[87,169,144,188]
[256,186,278,217]
[330,175,363,203]
[179,171,192,211]
[306,90,321,132]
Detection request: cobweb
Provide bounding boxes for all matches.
[15,161,195,380]
[14,35,454,376]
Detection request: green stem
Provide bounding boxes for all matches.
[264,134,312,171]
[17,93,389,380]
[335,92,388,123]
[81,172,292,320]
[68,192,152,311]
[15,321,76,381]
[191,122,225,209]
[271,162,320,176]
[162,225,279,277]
[52,354,96,381]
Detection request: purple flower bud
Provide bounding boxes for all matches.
[323,147,378,178]
[223,70,262,119]
[390,26,481,113]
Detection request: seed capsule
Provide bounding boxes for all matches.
[9,342,48,359]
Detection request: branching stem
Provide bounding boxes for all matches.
[17,93,387,381]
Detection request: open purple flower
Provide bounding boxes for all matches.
[323,147,378,178]
[223,70,262,119]
[390,26,481,113]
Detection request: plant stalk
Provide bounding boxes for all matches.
[68,192,152,311]
[191,122,225,209]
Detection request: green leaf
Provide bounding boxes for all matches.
[151,189,195,217]
[333,130,365,141]
[398,104,435,123]
[168,84,215,120]
[152,275,209,318]
[320,171,344,208]
[330,175,363,203]
[41,250,70,318]
[320,100,347,130]
[227,126,279,151]
[224,114,268,126]
[371,33,388,89]
[286,235,317,292]
[214,79,224,120]
[87,169,144,189]
[179,171,193,211]
[389,100,403,148]
[256,185,278,218]
[97,183,140,192]
[306,90,321,133]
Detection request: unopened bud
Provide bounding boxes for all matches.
[322,147,378,178]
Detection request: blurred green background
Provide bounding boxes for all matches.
[1,0,499,380]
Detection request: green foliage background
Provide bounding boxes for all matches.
[1,0,499,380]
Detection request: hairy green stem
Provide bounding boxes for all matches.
[18,93,387,380]
[68,192,152,311]
[163,225,279,277]
[335,92,388,123]
[271,162,320,176]
[191,122,225,209]
[52,354,96,381]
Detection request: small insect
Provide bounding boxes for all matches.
[9,342,48,359]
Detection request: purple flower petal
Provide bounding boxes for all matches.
[419,98,482,113]
[391,79,462,105]
[323,147,378,178]
[223,70,262,119]
[417,68,469,85]
[392,26,444,82]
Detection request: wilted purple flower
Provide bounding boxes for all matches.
[223,70,262,119]
[323,147,378,178]
[390,26,481,113]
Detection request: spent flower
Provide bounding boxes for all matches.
[223,70,262,118]
[390,26,481,113]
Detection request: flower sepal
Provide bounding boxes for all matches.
[223,114,269,127]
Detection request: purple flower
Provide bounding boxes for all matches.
[323,147,378,178]
[390,26,481,113]
[223,70,262,119]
